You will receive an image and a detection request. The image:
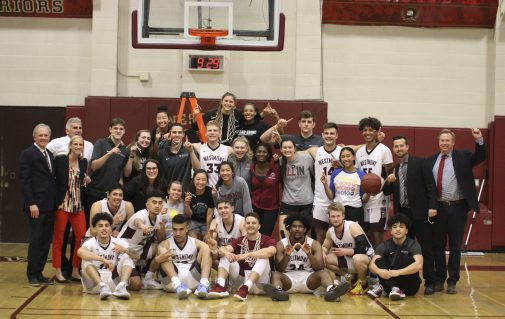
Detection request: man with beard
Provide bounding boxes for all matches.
[263,212,350,302]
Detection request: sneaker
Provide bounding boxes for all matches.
[99,283,112,300]
[366,284,384,299]
[446,284,457,294]
[263,283,289,301]
[208,283,229,299]
[324,281,351,302]
[175,283,191,300]
[233,285,249,301]
[389,287,406,300]
[142,278,163,290]
[349,280,365,295]
[194,283,209,299]
[113,282,131,300]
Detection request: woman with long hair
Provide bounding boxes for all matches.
[227,136,253,185]
[203,92,242,145]
[214,161,252,216]
[52,136,87,283]
[322,146,369,224]
[124,159,167,212]
[161,180,185,238]
[124,129,152,181]
[250,142,281,236]
[184,169,215,239]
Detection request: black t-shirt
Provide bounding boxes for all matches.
[157,143,192,191]
[236,120,270,147]
[375,237,422,270]
[189,186,215,222]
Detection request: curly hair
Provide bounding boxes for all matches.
[284,212,312,232]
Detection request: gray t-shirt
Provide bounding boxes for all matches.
[162,200,185,239]
[217,176,252,216]
[281,153,314,205]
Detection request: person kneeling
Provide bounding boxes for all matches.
[78,213,139,300]
[209,212,276,301]
[157,214,213,299]
[367,214,423,300]
[264,212,350,302]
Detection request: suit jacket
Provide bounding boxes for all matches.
[426,142,486,212]
[383,156,437,220]
[19,144,57,213]
[54,155,88,206]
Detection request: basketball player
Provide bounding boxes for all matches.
[192,121,232,187]
[355,117,393,247]
[323,202,374,295]
[88,184,134,238]
[78,213,138,300]
[118,190,166,290]
[209,212,276,301]
[206,199,246,266]
[156,214,213,299]
[263,212,350,302]
[307,122,343,243]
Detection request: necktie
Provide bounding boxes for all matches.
[399,162,408,207]
[43,150,52,173]
[436,155,447,196]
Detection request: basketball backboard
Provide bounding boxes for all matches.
[132,0,284,51]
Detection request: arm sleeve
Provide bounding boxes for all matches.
[354,234,372,255]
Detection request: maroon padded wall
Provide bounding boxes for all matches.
[67,97,501,249]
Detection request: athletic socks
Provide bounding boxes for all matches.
[217,277,226,287]
[171,276,182,290]
[244,280,253,289]
[200,278,210,287]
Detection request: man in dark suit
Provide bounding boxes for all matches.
[383,135,438,295]
[19,123,57,286]
[427,128,485,294]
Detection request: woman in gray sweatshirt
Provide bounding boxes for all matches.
[214,161,252,216]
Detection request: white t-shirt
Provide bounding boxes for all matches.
[47,135,94,162]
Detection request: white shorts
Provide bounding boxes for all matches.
[312,205,329,223]
[285,271,313,293]
[160,262,201,291]
[81,255,135,293]
[220,258,271,295]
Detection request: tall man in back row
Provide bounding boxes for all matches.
[428,128,485,294]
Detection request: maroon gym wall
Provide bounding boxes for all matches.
[67,96,501,250]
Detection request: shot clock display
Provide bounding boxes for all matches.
[188,55,224,71]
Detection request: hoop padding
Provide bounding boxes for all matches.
[188,28,229,46]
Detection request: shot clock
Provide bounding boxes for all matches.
[188,55,224,71]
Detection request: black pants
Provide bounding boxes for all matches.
[397,208,436,287]
[433,202,468,285]
[375,257,421,296]
[27,211,54,280]
[345,206,364,225]
[253,205,278,237]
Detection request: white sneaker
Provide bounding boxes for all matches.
[389,287,406,300]
[143,278,163,290]
[113,282,131,300]
[99,283,112,300]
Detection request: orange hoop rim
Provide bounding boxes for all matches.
[188,28,229,38]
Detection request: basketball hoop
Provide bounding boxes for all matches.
[189,28,229,46]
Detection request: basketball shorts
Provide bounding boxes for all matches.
[81,255,135,293]
[285,271,313,293]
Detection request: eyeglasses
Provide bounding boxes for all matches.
[146,167,158,170]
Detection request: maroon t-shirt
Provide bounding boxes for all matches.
[250,160,281,210]
[230,234,276,273]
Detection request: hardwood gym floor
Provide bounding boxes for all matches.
[1,244,504,319]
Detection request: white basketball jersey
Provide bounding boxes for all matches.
[85,199,127,237]
[168,236,197,266]
[314,145,342,206]
[329,220,356,266]
[355,143,392,208]
[81,236,129,269]
[281,237,314,273]
[199,143,229,186]
[118,209,161,254]
[216,214,244,247]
